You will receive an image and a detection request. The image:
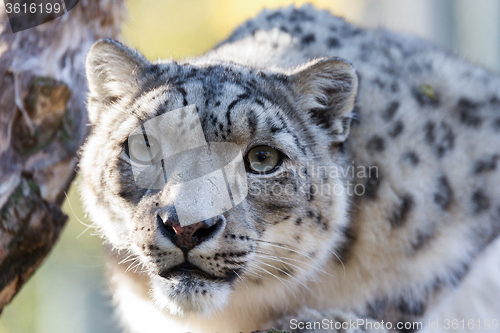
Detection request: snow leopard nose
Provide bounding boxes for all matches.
[157,215,220,251]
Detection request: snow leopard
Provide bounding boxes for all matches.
[79,4,500,333]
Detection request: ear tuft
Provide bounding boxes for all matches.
[86,39,149,123]
[290,58,358,142]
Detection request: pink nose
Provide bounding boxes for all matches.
[158,216,219,250]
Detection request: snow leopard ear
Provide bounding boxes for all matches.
[86,39,150,123]
[290,57,358,142]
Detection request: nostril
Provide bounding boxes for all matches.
[157,215,176,240]
[193,223,219,243]
[194,217,224,244]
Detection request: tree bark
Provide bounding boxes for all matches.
[0,0,124,312]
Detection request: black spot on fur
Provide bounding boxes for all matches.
[289,8,314,22]
[410,226,435,253]
[490,96,500,105]
[186,68,198,78]
[457,98,482,127]
[365,298,388,321]
[472,190,491,214]
[300,34,315,45]
[366,135,385,152]
[424,121,435,144]
[337,142,346,154]
[389,194,414,227]
[327,37,341,48]
[177,87,188,106]
[266,12,284,21]
[391,82,399,92]
[270,125,284,133]
[397,299,426,317]
[373,78,386,90]
[473,155,499,174]
[255,99,265,107]
[494,118,500,132]
[363,172,383,200]
[247,110,258,136]
[334,224,356,262]
[437,125,455,157]
[434,176,453,210]
[382,101,400,121]
[424,121,455,157]
[389,121,404,138]
[402,151,420,166]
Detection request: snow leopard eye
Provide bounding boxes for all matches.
[127,135,161,164]
[246,145,282,174]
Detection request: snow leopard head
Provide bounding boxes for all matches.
[80,39,358,316]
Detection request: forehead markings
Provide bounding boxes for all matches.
[133,66,307,158]
[226,92,251,128]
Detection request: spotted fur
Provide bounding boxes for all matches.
[79,5,500,333]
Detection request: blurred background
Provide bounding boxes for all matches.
[1,0,499,332]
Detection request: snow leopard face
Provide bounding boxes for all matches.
[79,39,357,315]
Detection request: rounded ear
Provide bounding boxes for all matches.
[290,57,358,142]
[85,39,150,123]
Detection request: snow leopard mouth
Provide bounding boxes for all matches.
[159,263,223,282]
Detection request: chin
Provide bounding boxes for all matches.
[150,274,233,317]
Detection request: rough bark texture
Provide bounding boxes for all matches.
[0,0,124,312]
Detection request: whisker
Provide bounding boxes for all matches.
[64,192,95,240]
[253,258,310,291]
[231,262,266,280]
[254,251,315,270]
[253,239,317,261]
[254,253,311,275]
[246,262,297,298]
[328,248,346,281]
[132,261,144,273]
[118,254,138,265]
[125,259,141,273]
[254,248,335,279]
[232,269,249,290]
[253,252,325,282]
